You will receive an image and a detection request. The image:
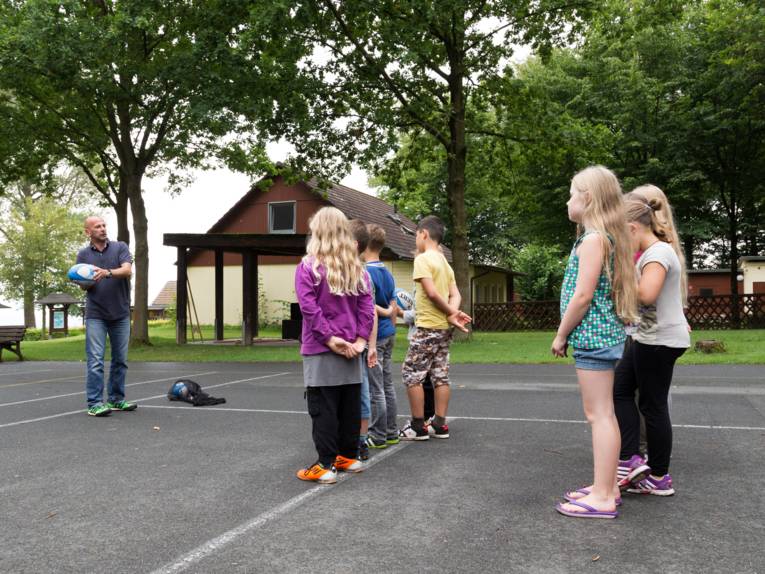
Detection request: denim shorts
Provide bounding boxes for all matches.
[572,342,624,371]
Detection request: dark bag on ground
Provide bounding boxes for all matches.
[168,379,226,406]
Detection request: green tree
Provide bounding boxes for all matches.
[262,0,594,323]
[0,169,95,326]
[509,243,566,301]
[0,177,91,327]
[0,0,289,344]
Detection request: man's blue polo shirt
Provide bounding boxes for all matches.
[366,261,397,340]
[76,240,133,321]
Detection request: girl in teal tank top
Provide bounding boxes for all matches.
[559,232,626,350]
[552,166,638,520]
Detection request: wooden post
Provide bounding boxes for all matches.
[242,250,258,345]
[214,249,224,341]
[176,247,188,344]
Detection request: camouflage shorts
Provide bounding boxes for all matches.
[401,327,452,388]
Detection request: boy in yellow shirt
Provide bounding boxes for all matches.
[399,216,471,440]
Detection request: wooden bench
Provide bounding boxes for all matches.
[0,326,26,362]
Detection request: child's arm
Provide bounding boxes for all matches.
[552,234,603,357]
[366,312,379,367]
[419,277,458,316]
[637,262,667,306]
[351,275,375,356]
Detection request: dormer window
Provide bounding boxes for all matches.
[269,201,296,234]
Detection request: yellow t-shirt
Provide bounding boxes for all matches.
[413,249,455,329]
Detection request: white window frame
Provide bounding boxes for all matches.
[268,201,296,234]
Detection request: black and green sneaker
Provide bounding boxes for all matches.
[106,400,138,412]
[87,404,112,417]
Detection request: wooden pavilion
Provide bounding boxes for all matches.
[163,233,308,345]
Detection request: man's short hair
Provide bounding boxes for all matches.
[367,223,386,252]
[417,215,445,244]
[349,219,369,253]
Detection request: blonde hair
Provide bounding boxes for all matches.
[628,185,688,304]
[304,207,369,295]
[571,166,638,324]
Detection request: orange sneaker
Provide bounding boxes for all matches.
[334,455,364,473]
[296,462,337,484]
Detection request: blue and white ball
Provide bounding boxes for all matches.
[395,288,414,311]
[67,263,96,287]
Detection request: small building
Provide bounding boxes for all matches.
[687,269,742,297]
[739,256,765,294]
[183,175,517,326]
[149,281,177,320]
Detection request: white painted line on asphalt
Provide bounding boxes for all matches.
[138,406,765,432]
[148,441,410,574]
[0,371,218,408]
[0,372,291,429]
[0,375,83,389]
[448,415,765,432]
[0,368,55,378]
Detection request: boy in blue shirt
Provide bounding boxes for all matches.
[363,224,399,448]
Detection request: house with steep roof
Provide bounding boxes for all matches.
[184,175,517,326]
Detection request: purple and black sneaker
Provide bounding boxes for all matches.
[627,473,675,496]
[617,454,651,490]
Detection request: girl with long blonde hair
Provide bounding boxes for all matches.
[611,191,690,497]
[295,207,375,484]
[553,165,637,519]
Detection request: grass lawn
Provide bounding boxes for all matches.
[8,322,765,364]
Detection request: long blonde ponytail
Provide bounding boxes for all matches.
[572,166,638,324]
[304,206,369,296]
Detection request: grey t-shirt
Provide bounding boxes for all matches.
[634,242,690,348]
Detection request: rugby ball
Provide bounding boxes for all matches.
[67,263,96,287]
[395,288,414,311]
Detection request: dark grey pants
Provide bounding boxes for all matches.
[368,335,398,441]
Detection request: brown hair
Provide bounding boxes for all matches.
[348,219,369,254]
[367,223,386,252]
[417,215,445,244]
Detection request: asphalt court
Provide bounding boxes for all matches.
[1,361,764,574]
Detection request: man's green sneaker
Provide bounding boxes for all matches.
[385,437,400,445]
[87,404,112,417]
[106,400,137,411]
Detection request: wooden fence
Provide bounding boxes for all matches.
[473,293,765,331]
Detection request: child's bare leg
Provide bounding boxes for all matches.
[560,369,620,512]
[434,384,450,418]
[360,419,369,436]
[406,384,424,419]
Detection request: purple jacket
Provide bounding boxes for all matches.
[295,259,375,356]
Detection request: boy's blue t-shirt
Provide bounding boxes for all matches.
[366,261,396,340]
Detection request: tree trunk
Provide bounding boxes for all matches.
[115,179,130,245]
[23,286,36,328]
[126,173,150,345]
[445,28,471,338]
[683,235,694,270]
[727,192,740,328]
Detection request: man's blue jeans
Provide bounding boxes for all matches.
[85,317,130,407]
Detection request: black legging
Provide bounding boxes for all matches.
[614,340,685,476]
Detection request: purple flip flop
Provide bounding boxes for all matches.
[555,500,618,519]
[564,488,622,506]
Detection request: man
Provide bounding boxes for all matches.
[76,216,136,417]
